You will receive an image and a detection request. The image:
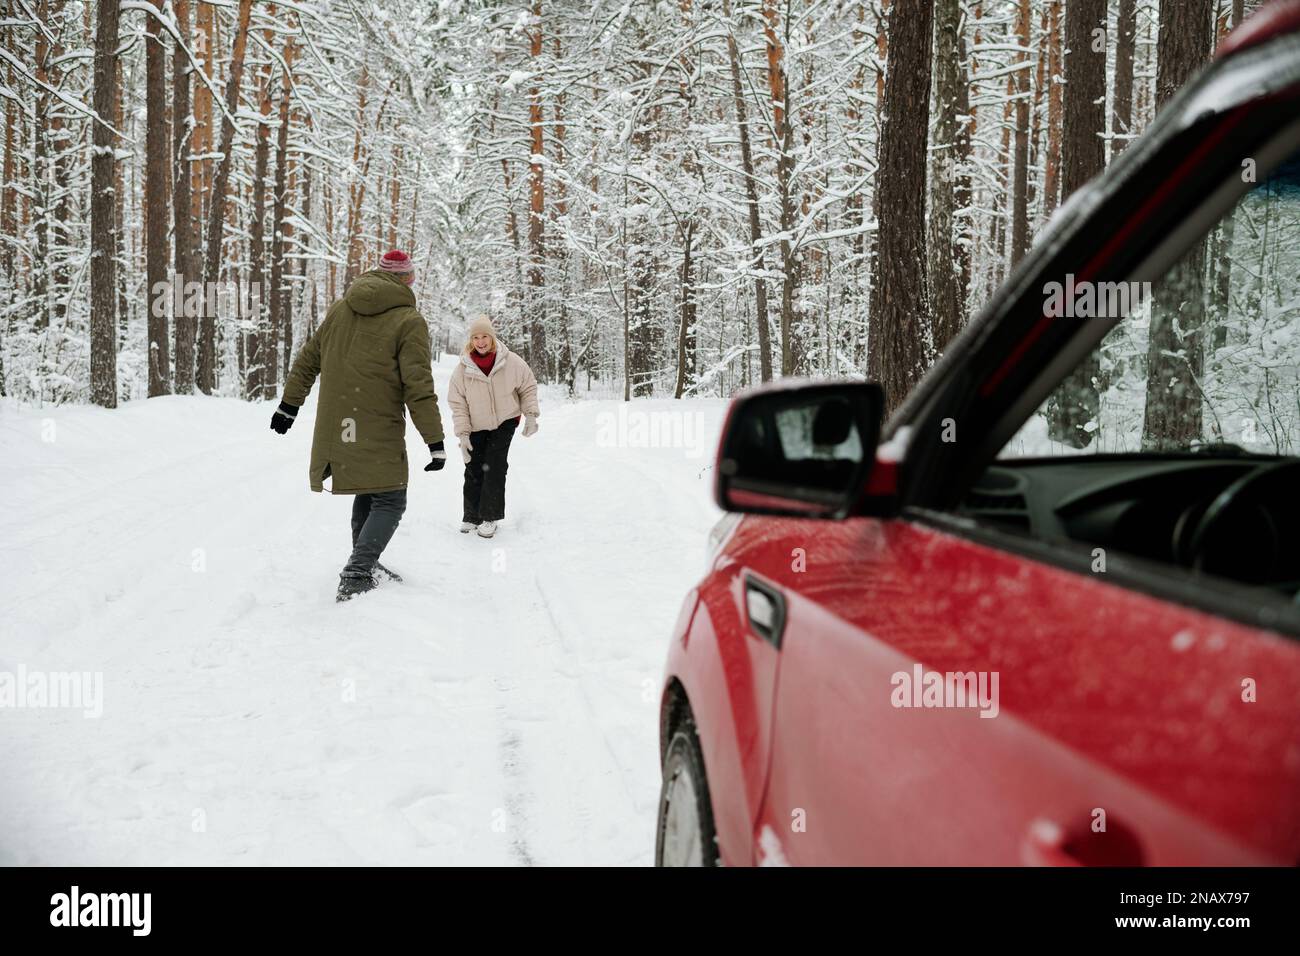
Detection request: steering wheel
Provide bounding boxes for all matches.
[1184,459,1300,577]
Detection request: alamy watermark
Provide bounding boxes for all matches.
[0,664,103,718]
[595,406,709,458]
[150,273,265,325]
[890,663,999,719]
[1044,274,1151,319]
[50,886,150,936]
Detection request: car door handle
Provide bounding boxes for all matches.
[1022,816,1145,866]
[744,574,786,648]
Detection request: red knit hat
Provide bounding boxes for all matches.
[379,250,414,274]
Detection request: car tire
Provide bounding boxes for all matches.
[655,719,720,866]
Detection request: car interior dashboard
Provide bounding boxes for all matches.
[959,454,1300,598]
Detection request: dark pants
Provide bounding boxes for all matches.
[343,488,407,578]
[463,418,518,523]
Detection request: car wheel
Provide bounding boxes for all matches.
[655,720,719,866]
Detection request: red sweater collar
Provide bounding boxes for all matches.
[470,349,496,375]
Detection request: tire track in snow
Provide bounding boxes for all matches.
[493,714,537,867]
[480,553,648,863]
[530,572,648,818]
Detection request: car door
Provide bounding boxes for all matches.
[748,511,1300,865]
[748,30,1300,866]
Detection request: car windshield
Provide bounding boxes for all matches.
[1001,151,1300,458]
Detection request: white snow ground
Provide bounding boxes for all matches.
[0,356,724,865]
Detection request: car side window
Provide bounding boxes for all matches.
[1001,151,1300,458]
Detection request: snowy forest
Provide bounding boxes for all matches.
[0,0,1266,413]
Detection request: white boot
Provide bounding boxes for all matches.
[476,520,498,538]
[459,521,476,534]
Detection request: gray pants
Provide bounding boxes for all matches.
[343,489,407,579]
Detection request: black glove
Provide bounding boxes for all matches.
[270,401,298,434]
[424,441,447,472]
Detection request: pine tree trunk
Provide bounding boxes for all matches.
[1044,0,1106,447]
[90,0,122,408]
[1209,0,1245,351]
[269,30,296,399]
[248,39,274,400]
[288,152,311,377]
[527,0,548,380]
[1141,0,1215,450]
[764,0,799,376]
[1112,0,1138,155]
[721,0,773,382]
[47,3,70,335]
[1,57,15,282]
[193,0,214,241]
[113,46,128,342]
[173,0,196,393]
[1009,0,1032,266]
[929,0,965,351]
[487,76,525,339]
[145,3,172,396]
[845,2,870,367]
[199,0,254,394]
[551,34,572,386]
[1042,0,1064,217]
[674,222,697,398]
[344,65,370,286]
[388,145,402,249]
[324,174,336,303]
[992,73,1014,285]
[33,0,56,332]
[869,0,934,415]
[1028,5,1048,217]
[953,18,973,313]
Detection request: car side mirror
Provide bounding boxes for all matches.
[715,381,885,519]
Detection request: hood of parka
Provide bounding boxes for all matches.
[345,270,416,316]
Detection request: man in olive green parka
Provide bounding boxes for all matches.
[270,250,446,601]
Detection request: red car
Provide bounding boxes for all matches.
[656,2,1300,866]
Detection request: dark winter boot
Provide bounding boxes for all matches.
[336,574,377,603]
[374,563,403,583]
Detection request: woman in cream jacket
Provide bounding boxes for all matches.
[446,316,540,537]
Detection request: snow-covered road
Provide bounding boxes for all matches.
[0,358,724,865]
